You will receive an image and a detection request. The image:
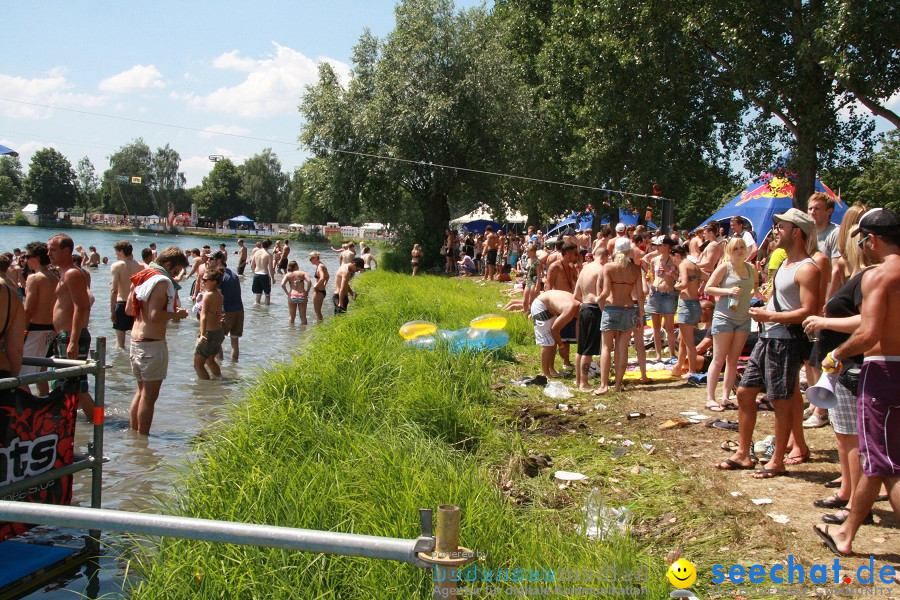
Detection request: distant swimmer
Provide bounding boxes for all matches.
[125,247,190,434]
[109,241,144,350]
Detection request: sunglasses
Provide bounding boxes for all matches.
[857,235,870,249]
[22,254,34,259]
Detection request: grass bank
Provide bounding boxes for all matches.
[127,273,699,598]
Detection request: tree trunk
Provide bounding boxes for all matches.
[420,191,451,268]
[793,131,818,213]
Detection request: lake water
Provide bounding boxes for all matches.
[0,226,346,598]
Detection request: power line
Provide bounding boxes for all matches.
[0,96,671,203]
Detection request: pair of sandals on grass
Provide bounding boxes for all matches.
[705,398,775,412]
[716,439,810,478]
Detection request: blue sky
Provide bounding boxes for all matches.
[1,1,487,187]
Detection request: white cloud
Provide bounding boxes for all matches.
[199,124,251,139]
[0,70,106,119]
[99,64,165,93]
[184,42,350,118]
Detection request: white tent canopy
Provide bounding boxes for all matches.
[449,204,527,227]
[21,203,38,213]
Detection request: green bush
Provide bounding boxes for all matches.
[13,212,31,226]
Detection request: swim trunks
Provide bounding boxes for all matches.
[560,319,577,344]
[222,311,244,338]
[113,300,135,331]
[21,323,55,376]
[194,330,225,359]
[237,261,247,275]
[857,356,900,478]
[53,329,91,392]
[252,273,272,296]
[333,293,348,314]
[279,258,288,271]
[530,299,557,347]
[130,339,169,382]
[738,338,804,401]
[577,303,603,355]
[486,249,499,266]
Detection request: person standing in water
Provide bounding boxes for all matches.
[193,268,225,380]
[309,251,329,322]
[281,260,312,325]
[109,241,144,350]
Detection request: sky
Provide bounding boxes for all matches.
[0,0,487,188]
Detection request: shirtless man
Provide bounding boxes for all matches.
[87,246,101,268]
[333,257,364,314]
[482,226,500,281]
[235,238,248,275]
[606,223,629,256]
[125,247,189,434]
[814,208,900,562]
[250,239,274,305]
[341,242,357,266]
[279,239,291,273]
[20,242,58,394]
[530,289,581,378]
[545,242,579,369]
[573,252,605,390]
[576,229,592,252]
[697,223,725,276]
[309,251,329,322]
[47,234,95,419]
[148,243,158,263]
[109,241,144,350]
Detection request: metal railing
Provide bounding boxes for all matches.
[0,337,106,555]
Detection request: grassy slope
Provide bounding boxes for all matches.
[128,272,687,599]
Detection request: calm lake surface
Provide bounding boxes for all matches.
[1,226,347,598]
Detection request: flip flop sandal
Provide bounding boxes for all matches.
[813,495,848,509]
[716,458,756,470]
[822,510,874,525]
[784,452,810,466]
[758,400,775,411]
[720,440,739,451]
[824,480,842,489]
[753,467,787,479]
[812,524,847,557]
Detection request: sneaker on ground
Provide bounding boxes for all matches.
[803,412,830,428]
[753,435,775,455]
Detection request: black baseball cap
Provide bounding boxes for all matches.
[851,208,899,238]
[209,250,227,261]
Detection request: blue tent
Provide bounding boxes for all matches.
[460,219,502,234]
[699,174,846,240]
[0,144,18,157]
[228,215,255,228]
[547,209,657,236]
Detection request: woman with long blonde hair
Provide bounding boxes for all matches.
[705,237,759,416]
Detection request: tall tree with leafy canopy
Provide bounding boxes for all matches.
[151,144,187,216]
[101,139,155,217]
[301,0,529,262]
[23,148,77,214]
[240,148,288,223]
[74,156,100,217]
[197,158,242,221]
[0,155,25,210]
[849,131,900,214]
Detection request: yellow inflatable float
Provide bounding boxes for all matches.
[469,314,507,330]
[399,321,438,340]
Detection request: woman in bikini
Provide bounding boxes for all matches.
[309,252,329,322]
[193,268,225,380]
[671,244,704,377]
[644,238,679,360]
[411,244,423,276]
[596,238,644,394]
[281,260,312,325]
[522,244,543,316]
[704,237,758,411]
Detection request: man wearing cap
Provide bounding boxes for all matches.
[721,208,819,476]
[814,208,900,557]
[606,223,629,256]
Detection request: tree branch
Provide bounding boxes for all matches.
[840,84,900,128]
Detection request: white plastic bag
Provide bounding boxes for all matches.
[543,380,573,400]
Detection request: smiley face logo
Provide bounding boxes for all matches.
[667,558,697,588]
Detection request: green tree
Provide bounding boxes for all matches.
[301,0,529,261]
[197,158,242,221]
[23,147,77,214]
[240,148,288,223]
[102,139,155,217]
[151,144,187,219]
[74,156,100,217]
[0,155,25,210]
[849,131,900,214]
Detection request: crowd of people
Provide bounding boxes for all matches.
[0,235,368,435]
[438,197,898,559]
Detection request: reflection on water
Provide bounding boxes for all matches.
[0,227,346,598]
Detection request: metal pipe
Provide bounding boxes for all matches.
[434,505,462,600]
[21,357,89,368]
[0,502,423,565]
[0,459,96,498]
[0,365,97,390]
[89,337,106,554]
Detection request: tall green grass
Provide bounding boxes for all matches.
[127,273,669,598]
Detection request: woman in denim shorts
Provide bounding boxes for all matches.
[597,238,644,394]
[672,245,703,377]
[704,237,758,411]
[644,238,678,360]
